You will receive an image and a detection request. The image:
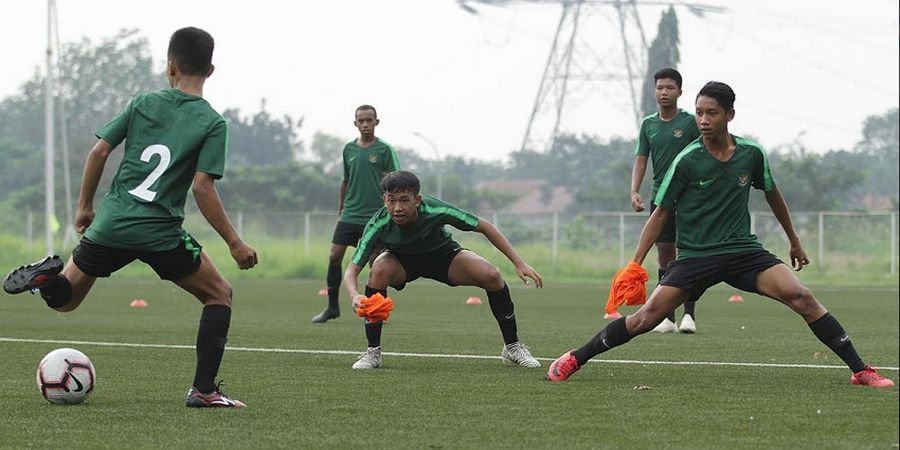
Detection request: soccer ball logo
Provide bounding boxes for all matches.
[36,348,96,404]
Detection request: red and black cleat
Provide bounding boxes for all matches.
[3,255,63,295]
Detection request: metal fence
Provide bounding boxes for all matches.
[11,210,899,278]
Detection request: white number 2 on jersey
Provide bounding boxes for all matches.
[128,144,171,202]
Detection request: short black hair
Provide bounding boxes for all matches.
[654,68,683,89]
[167,27,214,76]
[356,104,378,119]
[697,81,736,111]
[381,170,419,195]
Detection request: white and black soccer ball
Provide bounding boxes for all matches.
[36,348,95,404]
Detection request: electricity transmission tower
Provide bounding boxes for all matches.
[459,0,724,152]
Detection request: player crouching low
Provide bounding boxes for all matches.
[343,170,543,369]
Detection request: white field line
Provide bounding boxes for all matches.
[1,337,897,371]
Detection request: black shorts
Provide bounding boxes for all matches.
[650,203,676,243]
[388,242,464,290]
[660,249,783,300]
[332,221,366,246]
[72,235,203,281]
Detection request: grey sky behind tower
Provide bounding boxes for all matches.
[1,0,897,161]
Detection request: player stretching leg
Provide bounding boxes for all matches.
[548,81,894,388]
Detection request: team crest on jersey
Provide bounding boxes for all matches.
[737,171,750,187]
[673,128,684,138]
[369,154,378,163]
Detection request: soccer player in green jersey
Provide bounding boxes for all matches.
[3,27,261,406]
[312,105,400,323]
[343,171,544,369]
[623,68,702,333]
[547,81,894,387]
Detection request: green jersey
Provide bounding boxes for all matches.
[86,89,228,251]
[351,196,479,266]
[635,109,701,197]
[654,135,776,260]
[340,138,400,225]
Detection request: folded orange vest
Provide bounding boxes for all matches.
[355,292,394,323]
[605,261,649,315]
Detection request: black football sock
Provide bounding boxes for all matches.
[364,286,387,298]
[487,283,518,345]
[808,312,865,372]
[193,304,231,394]
[658,269,676,322]
[326,261,342,310]
[572,317,632,365]
[683,300,696,319]
[363,286,386,347]
[39,275,72,309]
[364,321,383,348]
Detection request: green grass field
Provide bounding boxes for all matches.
[1,280,897,449]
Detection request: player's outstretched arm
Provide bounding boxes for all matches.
[191,172,258,270]
[343,263,367,309]
[632,206,668,265]
[474,219,543,288]
[764,187,809,271]
[74,139,115,234]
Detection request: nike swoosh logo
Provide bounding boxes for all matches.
[504,313,516,320]
[698,179,714,187]
[840,335,849,342]
[348,156,358,163]
[68,371,85,392]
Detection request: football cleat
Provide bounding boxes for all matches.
[850,365,895,388]
[311,307,340,323]
[185,382,246,408]
[678,315,696,334]
[547,351,581,382]
[352,347,382,369]
[650,317,678,333]
[3,255,64,295]
[501,342,541,368]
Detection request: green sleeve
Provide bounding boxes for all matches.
[751,145,776,192]
[385,142,400,171]
[342,145,350,183]
[655,152,689,208]
[351,212,388,266]
[95,98,136,146]
[634,118,650,156]
[196,119,228,179]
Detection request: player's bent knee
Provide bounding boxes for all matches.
[478,268,504,291]
[201,280,233,307]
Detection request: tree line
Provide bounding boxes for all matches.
[0,28,896,230]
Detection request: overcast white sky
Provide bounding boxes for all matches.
[1,1,897,162]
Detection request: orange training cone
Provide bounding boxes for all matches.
[728,294,744,303]
[466,296,483,305]
[130,299,148,308]
[604,311,623,320]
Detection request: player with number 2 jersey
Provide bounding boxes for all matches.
[87,89,228,250]
[2,27,259,408]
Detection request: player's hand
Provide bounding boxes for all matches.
[74,208,95,234]
[789,244,810,271]
[229,240,258,270]
[631,192,645,212]
[351,294,367,310]
[516,263,543,288]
